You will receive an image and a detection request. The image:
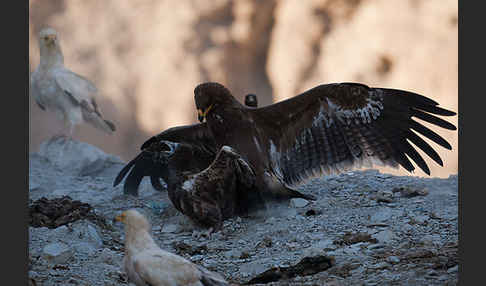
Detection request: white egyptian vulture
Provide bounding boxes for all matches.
[30,27,115,139]
[114,209,229,286]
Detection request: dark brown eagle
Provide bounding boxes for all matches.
[194,82,456,202]
[113,123,217,196]
[115,81,456,231]
[114,94,260,196]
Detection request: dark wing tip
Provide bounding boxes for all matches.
[113,155,140,187]
[141,136,157,150]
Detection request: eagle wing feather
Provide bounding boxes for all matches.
[253,83,456,186]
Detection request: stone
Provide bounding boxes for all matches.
[370,262,390,270]
[447,265,458,273]
[370,208,393,223]
[37,138,123,176]
[239,260,270,277]
[96,248,118,265]
[42,242,73,264]
[161,224,181,233]
[290,198,309,208]
[375,191,395,203]
[412,214,429,224]
[224,249,243,259]
[373,229,397,243]
[72,221,103,249]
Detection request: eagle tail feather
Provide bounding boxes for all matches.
[113,151,168,196]
[113,154,140,187]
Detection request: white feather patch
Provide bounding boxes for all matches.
[326,94,384,126]
[268,139,284,180]
[182,178,195,192]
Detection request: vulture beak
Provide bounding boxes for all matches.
[45,34,57,45]
[114,213,125,223]
[197,105,213,123]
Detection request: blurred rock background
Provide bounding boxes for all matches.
[29,0,458,178]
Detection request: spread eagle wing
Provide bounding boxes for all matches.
[53,68,116,133]
[252,82,456,186]
[113,123,218,196]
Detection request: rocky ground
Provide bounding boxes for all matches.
[28,138,458,286]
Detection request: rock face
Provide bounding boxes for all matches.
[29,0,458,178]
[37,137,123,176]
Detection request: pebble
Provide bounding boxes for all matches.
[375,191,394,203]
[315,239,337,251]
[224,249,243,259]
[447,265,458,273]
[413,214,429,224]
[239,260,268,276]
[373,229,397,243]
[42,242,73,264]
[161,224,180,233]
[370,208,393,223]
[387,256,400,264]
[290,198,309,208]
[96,248,118,265]
[370,262,390,270]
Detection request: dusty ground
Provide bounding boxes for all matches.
[28,138,458,286]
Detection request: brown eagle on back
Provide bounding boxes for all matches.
[114,94,259,195]
[115,82,456,232]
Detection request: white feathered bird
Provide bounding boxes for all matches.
[114,209,230,286]
[30,27,115,138]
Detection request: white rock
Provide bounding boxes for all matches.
[239,260,268,276]
[38,138,123,175]
[96,248,119,265]
[290,198,309,208]
[447,265,458,273]
[370,208,393,223]
[413,214,429,224]
[161,224,181,233]
[224,249,243,259]
[42,242,73,264]
[373,229,397,243]
[387,256,400,263]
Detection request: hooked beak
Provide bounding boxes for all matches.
[197,105,213,123]
[113,213,124,224]
[45,35,57,45]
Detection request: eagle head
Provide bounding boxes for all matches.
[194,82,237,122]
